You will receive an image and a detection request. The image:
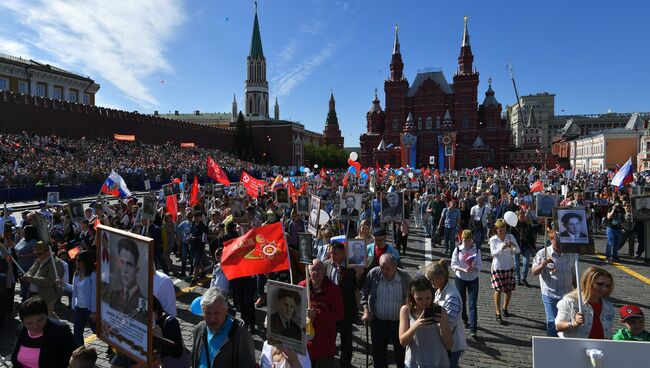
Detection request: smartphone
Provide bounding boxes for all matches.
[423,304,442,319]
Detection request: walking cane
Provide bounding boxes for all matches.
[365,321,370,368]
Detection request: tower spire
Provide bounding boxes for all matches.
[245,3,269,118]
[249,3,264,58]
[393,24,400,55]
[462,15,470,47]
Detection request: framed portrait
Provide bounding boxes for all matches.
[171,182,181,195]
[204,182,213,195]
[162,184,173,197]
[142,196,156,221]
[298,233,313,264]
[276,188,290,207]
[339,193,362,221]
[231,198,248,223]
[47,191,59,205]
[631,195,650,222]
[307,195,321,236]
[96,225,153,366]
[143,179,151,191]
[536,194,559,219]
[553,207,594,254]
[266,280,307,355]
[346,239,367,268]
[181,174,187,183]
[381,192,404,223]
[33,213,51,245]
[68,201,85,223]
[214,184,225,195]
[458,176,470,188]
[296,196,310,215]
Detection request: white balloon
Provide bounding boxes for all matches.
[304,168,310,173]
[314,164,319,169]
[504,211,518,227]
[408,172,414,179]
[282,177,289,183]
[319,209,330,225]
[349,152,358,161]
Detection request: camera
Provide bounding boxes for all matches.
[423,304,442,319]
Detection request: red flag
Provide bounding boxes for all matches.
[221,222,290,279]
[165,195,178,221]
[241,171,266,198]
[206,156,231,186]
[287,180,297,203]
[189,176,200,206]
[342,173,349,187]
[530,180,544,193]
[320,167,326,178]
[68,246,81,260]
[114,134,135,141]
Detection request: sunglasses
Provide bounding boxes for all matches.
[594,282,611,289]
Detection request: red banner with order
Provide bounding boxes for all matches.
[221,222,290,279]
[206,156,231,186]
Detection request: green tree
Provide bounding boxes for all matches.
[304,143,348,168]
[233,111,247,158]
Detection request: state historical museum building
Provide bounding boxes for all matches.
[359,18,511,170]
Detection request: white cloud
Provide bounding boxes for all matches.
[0,0,186,108]
[0,36,32,58]
[271,41,336,97]
[277,39,298,64]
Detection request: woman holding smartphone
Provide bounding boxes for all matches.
[399,276,452,368]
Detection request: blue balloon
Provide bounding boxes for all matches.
[299,166,305,173]
[510,190,518,197]
[190,296,203,316]
[360,172,368,179]
[179,182,184,190]
[290,171,295,176]
[348,166,356,174]
[289,177,296,183]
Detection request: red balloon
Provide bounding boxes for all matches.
[173,178,181,183]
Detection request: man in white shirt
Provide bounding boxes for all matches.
[469,197,489,248]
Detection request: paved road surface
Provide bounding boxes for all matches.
[1,222,648,367]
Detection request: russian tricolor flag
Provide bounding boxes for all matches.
[611,158,634,188]
[100,170,132,197]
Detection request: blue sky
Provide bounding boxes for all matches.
[1,0,648,146]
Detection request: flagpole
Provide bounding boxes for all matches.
[281,222,294,284]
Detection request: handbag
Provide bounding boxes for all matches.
[159,315,191,368]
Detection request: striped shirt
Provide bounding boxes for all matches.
[374,272,403,321]
[532,246,577,300]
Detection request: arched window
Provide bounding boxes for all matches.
[426,117,432,129]
[462,114,470,128]
[436,116,441,128]
[417,117,422,130]
[532,137,537,143]
[392,118,398,131]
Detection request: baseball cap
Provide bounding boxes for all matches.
[620,305,644,321]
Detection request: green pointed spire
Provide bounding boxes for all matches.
[249,7,264,58]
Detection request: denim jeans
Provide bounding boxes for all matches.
[73,307,96,348]
[256,274,267,296]
[605,227,622,258]
[514,246,531,281]
[449,350,463,368]
[455,277,479,332]
[473,227,486,248]
[541,294,561,337]
[180,241,190,275]
[443,227,457,253]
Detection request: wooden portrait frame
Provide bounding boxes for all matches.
[96,225,154,367]
[553,207,594,254]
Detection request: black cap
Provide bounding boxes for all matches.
[373,228,386,237]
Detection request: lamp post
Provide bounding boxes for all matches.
[401,133,417,168]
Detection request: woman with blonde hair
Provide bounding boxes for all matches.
[451,229,481,338]
[356,219,372,244]
[555,266,616,339]
[489,219,520,322]
[425,259,467,368]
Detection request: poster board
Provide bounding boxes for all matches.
[536,194,559,219]
[275,188,290,208]
[532,336,650,367]
[339,193,362,221]
[296,196,310,215]
[47,191,59,205]
[347,239,367,268]
[68,201,85,223]
[381,192,404,222]
[553,207,594,254]
[307,195,321,236]
[231,198,248,223]
[33,213,51,245]
[142,196,156,221]
[630,194,650,222]
[266,280,307,355]
[96,225,153,367]
[298,233,313,264]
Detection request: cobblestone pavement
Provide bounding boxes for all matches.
[1,225,648,367]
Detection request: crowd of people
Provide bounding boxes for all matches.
[0,132,275,187]
[0,145,649,367]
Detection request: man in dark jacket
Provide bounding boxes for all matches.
[324,240,364,368]
[191,287,255,368]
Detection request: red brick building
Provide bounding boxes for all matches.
[359,18,510,170]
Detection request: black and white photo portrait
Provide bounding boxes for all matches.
[536,194,559,219]
[339,193,361,221]
[47,191,59,205]
[297,195,310,215]
[381,192,404,222]
[276,188,290,207]
[554,207,594,254]
[298,233,313,264]
[267,281,307,355]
